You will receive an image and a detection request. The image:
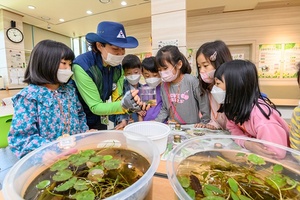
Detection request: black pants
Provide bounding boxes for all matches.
[87,117,107,130]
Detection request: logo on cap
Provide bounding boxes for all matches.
[117,30,125,38]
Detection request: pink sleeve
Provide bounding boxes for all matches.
[226,120,247,147]
[256,124,288,159]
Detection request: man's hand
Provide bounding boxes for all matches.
[121,89,151,112]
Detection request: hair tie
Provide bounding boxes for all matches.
[210,51,217,61]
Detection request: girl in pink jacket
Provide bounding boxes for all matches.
[213,60,290,159]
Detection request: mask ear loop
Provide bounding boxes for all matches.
[210,51,217,61]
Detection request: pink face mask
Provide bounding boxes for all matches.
[200,70,215,83]
[159,67,178,82]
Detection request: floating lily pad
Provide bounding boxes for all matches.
[74,179,89,191]
[103,159,121,170]
[72,190,95,200]
[55,177,77,192]
[36,180,50,189]
[53,169,73,182]
[50,160,69,171]
[247,154,266,165]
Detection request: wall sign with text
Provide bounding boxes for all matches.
[258,43,300,79]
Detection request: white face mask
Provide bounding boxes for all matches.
[103,52,124,66]
[145,77,161,88]
[57,69,73,83]
[211,85,226,104]
[126,74,141,85]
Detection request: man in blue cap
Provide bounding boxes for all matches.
[72,21,143,130]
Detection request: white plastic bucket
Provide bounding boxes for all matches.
[124,121,171,154]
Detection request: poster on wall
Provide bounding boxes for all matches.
[157,39,179,48]
[258,43,300,79]
[232,53,244,60]
[283,43,300,78]
[258,44,282,78]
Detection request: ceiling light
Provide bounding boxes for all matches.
[86,10,93,15]
[28,5,35,9]
[99,0,111,3]
[41,16,51,21]
[59,19,65,22]
[121,1,127,6]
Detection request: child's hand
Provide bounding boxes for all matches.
[138,111,146,117]
[43,148,78,165]
[204,124,220,130]
[115,119,128,130]
[194,123,206,128]
[244,141,277,158]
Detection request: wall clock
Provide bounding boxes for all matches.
[6,27,24,43]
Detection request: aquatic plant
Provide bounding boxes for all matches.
[177,152,300,200]
[28,148,149,200]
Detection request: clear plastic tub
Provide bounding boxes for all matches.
[3,130,160,200]
[166,135,300,200]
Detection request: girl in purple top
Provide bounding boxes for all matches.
[214,60,290,159]
[141,57,163,121]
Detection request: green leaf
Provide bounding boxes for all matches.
[73,190,95,200]
[50,160,69,171]
[203,171,209,179]
[53,169,73,182]
[203,186,213,196]
[273,164,283,173]
[230,190,239,200]
[239,195,252,200]
[247,154,266,165]
[103,159,121,170]
[68,154,81,163]
[186,187,196,199]
[89,165,104,172]
[205,184,223,194]
[80,149,95,157]
[203,184,223,196]
[286,177,296,186]
[178,176,190,188]
[73,156,90,167]
[90,155,104,163]
[55,177,77,192]
[228,178,238,193]
[74,179,89,191]
[247,175,264,184]
[236,152,245,157]
[36,180,51,189]
[266,174,286,189]
[103,155,113,161]
[202,196,226,200]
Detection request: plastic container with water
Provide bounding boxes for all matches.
[3,130,160,200]
[167,135,300,200]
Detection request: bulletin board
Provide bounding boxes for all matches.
[258,43,300,79]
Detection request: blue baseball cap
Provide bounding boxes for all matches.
[86,21,138,48]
